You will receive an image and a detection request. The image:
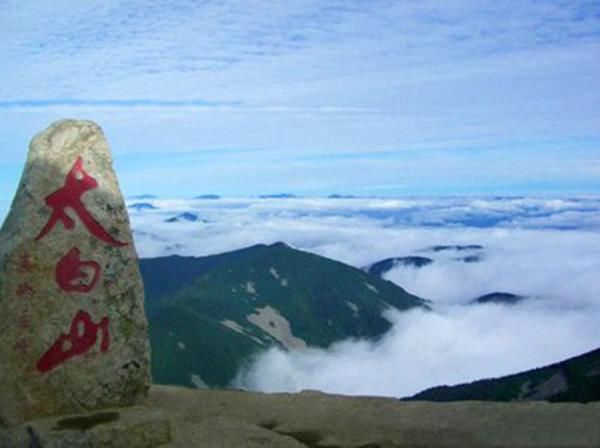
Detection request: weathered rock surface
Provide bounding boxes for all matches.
[167,417,309,448]
[147,385,600,448]
[0,120,150,426]
[0,406,171,448]
[1,386,599,447]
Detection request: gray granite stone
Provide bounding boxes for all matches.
[0,120,150,426]
[0,406,171,447]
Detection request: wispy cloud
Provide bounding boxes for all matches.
[0,99,381,115]
[0,0,598,196]
[2,0,598,104]
[0,98,239,109]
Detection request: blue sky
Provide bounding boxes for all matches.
[0,0,599,199]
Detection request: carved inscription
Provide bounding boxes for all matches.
[18,253,35,274]
[13,339,30,356]
[12,251,36,356]
[56,248,101,293]
[36,311,110,373]
[35,156,127,247]
[32,157,119,373]
[16,283,35,299]
[17,313,32,330]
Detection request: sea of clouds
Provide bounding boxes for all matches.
[123,195,600,397]
[4,195,592,398]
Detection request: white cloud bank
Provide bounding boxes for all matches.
[130,196,600,397]
[233,303,600,398]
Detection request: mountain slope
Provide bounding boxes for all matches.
[140,245,271,313]
[406,347,600,403]
[141,242,428,388]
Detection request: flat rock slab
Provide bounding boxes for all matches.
[4,387,598,447]
[0,120,150,425]
[0,406,171,448]
[146,385,600,448]
[167,417,309,448]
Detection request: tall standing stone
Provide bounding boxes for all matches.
[0,120,151,426]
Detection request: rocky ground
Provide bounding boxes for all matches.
[2,385,600,447]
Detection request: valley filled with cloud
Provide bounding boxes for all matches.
[126,195,600,397]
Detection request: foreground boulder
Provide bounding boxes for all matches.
[0,120,150,426]
[0,406,171,447]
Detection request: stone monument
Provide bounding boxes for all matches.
[0,119,151,426]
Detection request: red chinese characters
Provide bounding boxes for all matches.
[16,283,35,299]
[13,339,30,356]
[36,310,110,373]
[13,255,36,356]
[35,157,127,247]
[56,248,101,293]
[17,253,35,274]
[18,313,32,330]
[33,156,121,373]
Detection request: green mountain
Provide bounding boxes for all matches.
[406,347,600,403]
[427,244,484,252]
[140,242,428,389]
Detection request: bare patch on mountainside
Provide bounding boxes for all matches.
[247,306,307,350]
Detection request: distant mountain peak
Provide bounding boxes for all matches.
[195,194,221,200]
[364,256,434,277]
[426,244,484,252]
[165,212,205,223]
[469,292,526,305]
[268,241,294,249]
[328,194,357,199]
[258,193,299,199]
[129,202,158,211]
[129,194,158,200]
